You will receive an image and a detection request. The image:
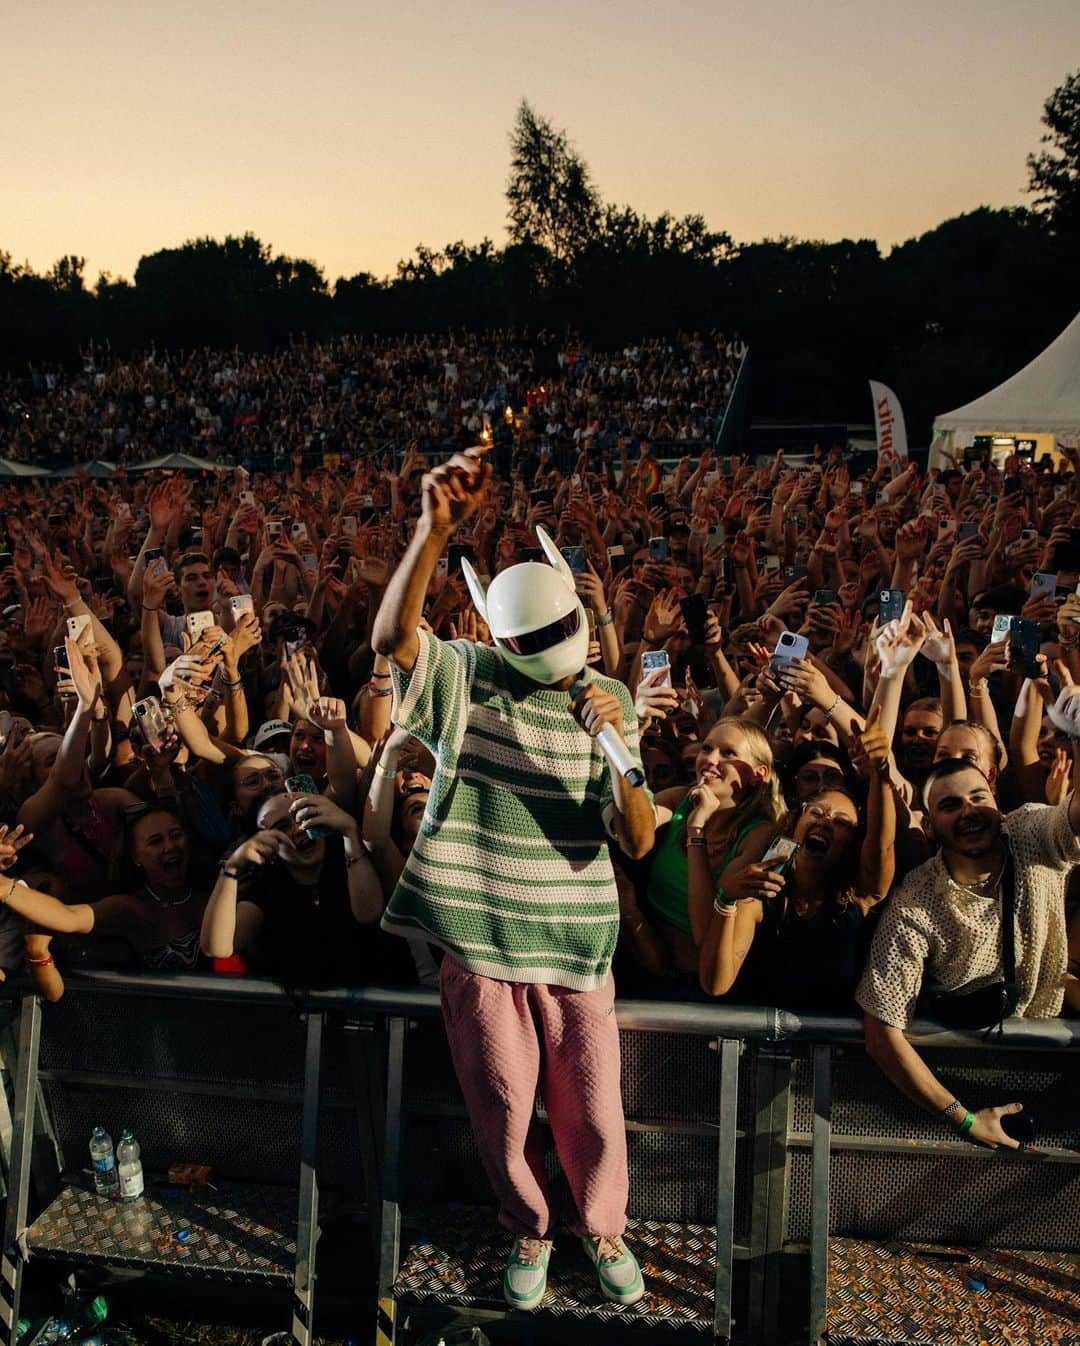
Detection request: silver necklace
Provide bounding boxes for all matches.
[144,882,192,908]
[943,855,1005,901]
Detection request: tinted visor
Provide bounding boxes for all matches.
[499,607,581,656]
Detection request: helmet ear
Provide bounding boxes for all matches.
[535,526,575,592]
[460,558,489,624]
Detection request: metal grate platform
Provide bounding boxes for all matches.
[828,1238,1080,1345]
[393,1206,715,1330]
[25,1182,297,1284]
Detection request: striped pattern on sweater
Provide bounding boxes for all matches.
[381,630,646,991]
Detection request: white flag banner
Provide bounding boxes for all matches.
[869,381,909,460]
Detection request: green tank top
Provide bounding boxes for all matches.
[645,796,764,935]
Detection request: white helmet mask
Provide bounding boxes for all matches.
[460,527,589,685]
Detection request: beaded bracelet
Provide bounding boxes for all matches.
[368,683,393,697]
[595,612,615,628]
[712,897,738,916]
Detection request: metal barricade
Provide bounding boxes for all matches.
[0,975,1075,1346]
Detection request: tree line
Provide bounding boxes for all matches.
[2,73,1078,440]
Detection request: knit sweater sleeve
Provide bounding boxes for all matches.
[390,628,475,754]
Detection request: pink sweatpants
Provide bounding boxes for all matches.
[439,955,629,1239]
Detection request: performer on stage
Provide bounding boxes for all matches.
[372,445,655,1311]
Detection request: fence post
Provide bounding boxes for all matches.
[746,1042,793,1345]
[713,1037,740,1343]
[0,996,41,1345]
[808,1044,832,1346]
[291,1011,324,1346]
[375,1016,406,1346]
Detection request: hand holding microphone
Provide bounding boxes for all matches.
[569,676,645,788]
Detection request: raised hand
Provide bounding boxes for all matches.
[421,445,491,532]
[919,612,955,667]
[0,822,33,872]
[634,666,679,726]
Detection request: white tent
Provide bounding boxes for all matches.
[124,452,232,474]
[930,310,1080,468]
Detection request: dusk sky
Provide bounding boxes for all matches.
[6,1,1078,287]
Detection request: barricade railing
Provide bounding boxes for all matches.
[0,973,1075,1346]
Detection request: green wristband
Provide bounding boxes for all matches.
[959,1111,975,1134]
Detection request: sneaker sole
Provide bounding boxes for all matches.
[503,1282,547,1312]
[598,1277,645,1307]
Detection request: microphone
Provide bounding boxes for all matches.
[569,676,645,788]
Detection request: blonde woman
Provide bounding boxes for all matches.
[620,718,785,991]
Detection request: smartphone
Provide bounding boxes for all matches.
[878,589,905,625]
[722,458,734,478]
[1053,529,1080,573]
[719,557,735,585]
[641,648,672,690]
[648,492,666,512]
[284,774,332,838]
[229,594,255,618]
[679,593,708,645]
[1010,617,1041,678]
[341,516,358,538]
[301,552,318,574]
[267,520,283,543]
[284,636,307,660]
[648,537,669,563]
[434,556,448,581]
[47,513,64,528]
[813,589,837,607]
[239,490,256,508]
[770,630,809,671]
[1003,476,1022,498]
[143,545,166,575]
[291,522,308,542]
[958,521,978,543]
[185,610,216,642]
[762,555,781,576]
[707,524,725,553]
[990,614,1015,644]
[0,552,12,571]
[1030,571,1058,602]
[66,613,92,643]
[783,564,808,584]
[361,494,375,509]
[132,696,168,751]
[761,836,800,875]
[53,644,75,695]
[448,542,475,576]
[850,481,864,498]
[561,546,587,574]
[1021,528,1038,545]
[530,488,555,506]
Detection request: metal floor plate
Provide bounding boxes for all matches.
[393,1206,715,1330]
[25,1183,297,1284]
[828,1238,1080,1346]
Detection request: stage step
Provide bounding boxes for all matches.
[393,1206,717,1331]
[25,1181,297,1284]
[828,1237,1080,1345]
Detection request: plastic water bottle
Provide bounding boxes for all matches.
[89,1127,119,1198]
[28,1295,106,1344]
[116,1128,144,1201]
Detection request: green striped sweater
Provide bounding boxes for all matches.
[382,630,649,991]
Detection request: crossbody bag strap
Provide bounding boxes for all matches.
[1001,851,1017,985]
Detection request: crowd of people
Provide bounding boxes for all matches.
[0,332,1077,1191]
[0,330,745,473]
